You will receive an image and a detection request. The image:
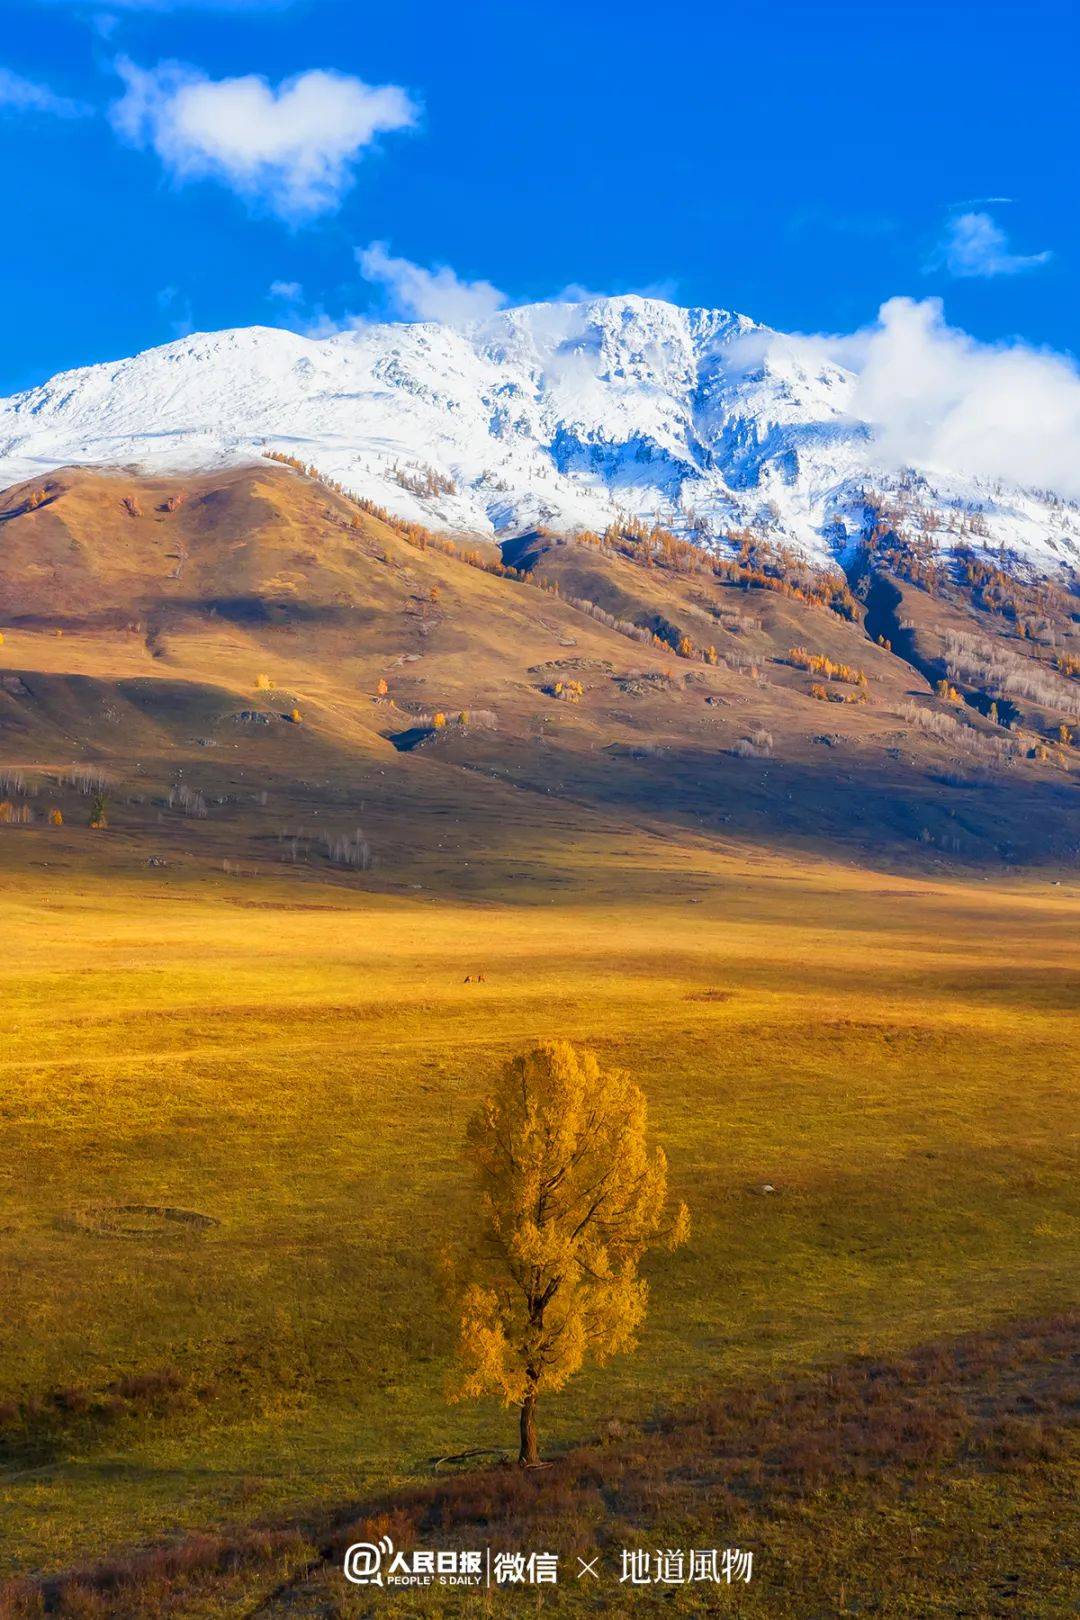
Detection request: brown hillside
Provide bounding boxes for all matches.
[0,461,1076,881]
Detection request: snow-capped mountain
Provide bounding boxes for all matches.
[2,294,1078,575]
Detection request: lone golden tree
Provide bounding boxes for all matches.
[452,1041,688,1465]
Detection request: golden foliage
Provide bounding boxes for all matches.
[451,1042,688,1460]
[255,673,273,692]
[376,677,389,697]
[263,450,310,474]
[789,647,867,687]
[598,519,857,620]
[49,808,63,826]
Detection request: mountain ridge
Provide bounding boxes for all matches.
[2,294,1079,579]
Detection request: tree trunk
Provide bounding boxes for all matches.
[519,1386,540,1466]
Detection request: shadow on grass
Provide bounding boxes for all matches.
[2,1310,1075,1617]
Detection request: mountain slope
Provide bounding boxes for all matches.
[2,296,1079,576]
[0,462,1076,879]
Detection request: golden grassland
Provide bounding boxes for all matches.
[1,839,1077,1608]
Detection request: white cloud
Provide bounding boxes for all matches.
[353,255,679,326]
[110,59,418,221]
[819,297,1080,498]
[932,210,1051,279]
[356,241,507,325]
[269,279,302,300]
[0,66,91,118]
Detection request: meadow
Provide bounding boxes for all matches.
[1,840,1076,1614]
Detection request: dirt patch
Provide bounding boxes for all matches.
[527,658,614,674]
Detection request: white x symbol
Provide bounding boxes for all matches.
[576,1556,601,1580]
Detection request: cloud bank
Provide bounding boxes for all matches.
[110,59,418,220]
[832,297,1080,498]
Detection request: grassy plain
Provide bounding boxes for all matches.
[1,841,1076,1611]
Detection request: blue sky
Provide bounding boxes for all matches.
[1,0,1076,393]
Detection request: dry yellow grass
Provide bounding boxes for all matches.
[1,849,1076,1582]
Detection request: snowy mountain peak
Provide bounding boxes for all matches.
[2,295,1078,576]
